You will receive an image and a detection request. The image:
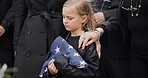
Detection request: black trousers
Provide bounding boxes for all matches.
[99,48,130,78]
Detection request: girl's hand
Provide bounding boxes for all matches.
[48,59,58,75]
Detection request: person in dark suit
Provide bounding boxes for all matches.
[94,0,130,78]
[81,0,148,78]
[0,0,15,68]
[117,0,147,78]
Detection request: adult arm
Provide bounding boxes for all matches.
[0,0,16,36]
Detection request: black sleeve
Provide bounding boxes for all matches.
[0,0,16,32]
[54,43,99,78]
[13,0,27,51]
[103,8,118,20]
[102,0,120,20]
[101,0,123,35]
[94,0,121,36]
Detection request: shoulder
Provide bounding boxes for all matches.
[86,42,96,50]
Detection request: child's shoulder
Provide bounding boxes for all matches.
[86,42,96,48]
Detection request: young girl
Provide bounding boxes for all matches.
[42,0,99,78]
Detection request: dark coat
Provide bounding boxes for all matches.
[13,0,68,78]
[0,0,15,67]
[107,0,130,58]
[98,0,130,59]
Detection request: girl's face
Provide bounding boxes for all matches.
[62,6,87,36]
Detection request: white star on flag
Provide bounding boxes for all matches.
[44,67,47,72]
[62,39,65,41]
[79,61,86,66]
[68,45,73,49]
[74,53,80,57]
[55,46,60,53]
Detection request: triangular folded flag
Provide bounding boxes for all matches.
[39,36,88,77]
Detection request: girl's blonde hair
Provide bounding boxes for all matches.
[63,0,96,31]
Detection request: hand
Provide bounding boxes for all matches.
[95,40,101,59]
[79,31,102,58]
[78,31,101,49]
[48,59,58,75]
[0,25,5,37]
[94,12,105,26]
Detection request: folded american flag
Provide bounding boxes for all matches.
[39,36,88,77]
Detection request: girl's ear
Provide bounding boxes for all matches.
[81,15,88,23]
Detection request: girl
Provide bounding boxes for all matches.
[43,0,99,78]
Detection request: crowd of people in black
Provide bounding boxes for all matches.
[0,0,147,78]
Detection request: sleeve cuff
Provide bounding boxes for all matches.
[96,21,111,36]
[1,20,12,32]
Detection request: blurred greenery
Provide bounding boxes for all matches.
[0,64,17,78]
[3,67,17,78]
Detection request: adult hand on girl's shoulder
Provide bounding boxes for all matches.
[78,31,100,49]
[78,31,102,59]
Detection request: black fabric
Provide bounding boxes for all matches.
[0,49,14,67]
[100,48,130,78]
[130,55,148,78]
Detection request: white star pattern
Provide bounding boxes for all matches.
[74,53,80,57]
[68,45,73,49]
[62,39,65,41]
[76,61,87,68]
[79,61,86,66]
[44,67,47,72]
[55,46,60,53]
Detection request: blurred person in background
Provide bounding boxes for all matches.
[0,0,15,69]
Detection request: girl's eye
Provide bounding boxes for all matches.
[67,17,73,20]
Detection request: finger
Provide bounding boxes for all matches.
[50,62,58,75]
[48,62,54,72]
[78,36,85,48]
[86,39,95,46]
[82,37,90,49]
[48,60,54,70]
[54,69,58,74]
[52,64,58,72]
[95,41,101,59]
[48,60,53,65]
